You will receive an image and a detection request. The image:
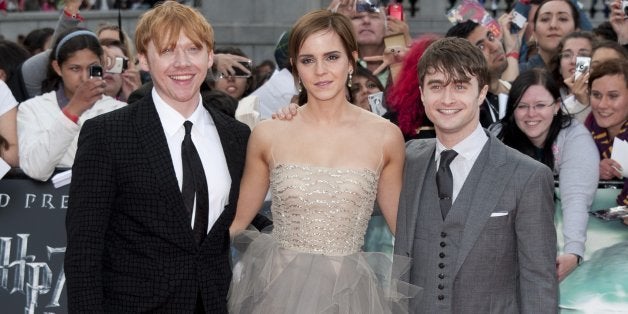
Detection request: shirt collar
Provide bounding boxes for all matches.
[152,88,209,138]
[435,123,488,163]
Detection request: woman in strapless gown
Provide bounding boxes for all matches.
[228,10,421,313]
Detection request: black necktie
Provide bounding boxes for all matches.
[436,150,458,220]
[181,121,209,245]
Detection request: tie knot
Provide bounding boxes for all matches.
[183,120,193,135]
[440,150,458,167]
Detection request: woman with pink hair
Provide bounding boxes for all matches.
[385,34,440,141]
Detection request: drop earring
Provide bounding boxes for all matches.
[297,78,303,93]
[347,71,353,88]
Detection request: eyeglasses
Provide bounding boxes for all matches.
[560,51,591,60]
[515,102,556,112]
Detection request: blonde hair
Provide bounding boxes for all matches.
[97,24,136,64]
[135,1,214,55]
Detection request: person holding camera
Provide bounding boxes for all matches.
[549,31,597,122]
[17,28,126,181]
[609,0,628,48]
[100,38,141,102]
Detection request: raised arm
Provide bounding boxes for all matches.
[22,0,83,98]
[17,97,80,181]
[609,0,628,45]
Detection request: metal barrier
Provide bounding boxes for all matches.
[0,169,625,313]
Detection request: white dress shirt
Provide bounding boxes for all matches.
[153,89,231,233]
[435,123,488,202]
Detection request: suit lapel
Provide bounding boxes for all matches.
[201,103,241,236]
[453,135,511,275]
[401,140,436,255]
[134,96,196,242]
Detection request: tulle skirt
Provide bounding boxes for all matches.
[228,230,421,314]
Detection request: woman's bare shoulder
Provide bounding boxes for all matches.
[358,110,402,137]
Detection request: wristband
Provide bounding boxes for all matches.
[63,9,84,22]
[62,107,79,124]
[506,51,520,60]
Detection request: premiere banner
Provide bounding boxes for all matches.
[0,171,68,314]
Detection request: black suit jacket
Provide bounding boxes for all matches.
[65,93,250,313]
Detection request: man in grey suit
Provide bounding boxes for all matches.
[394,37,558,313]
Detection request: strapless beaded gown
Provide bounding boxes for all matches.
[228,164,420,313]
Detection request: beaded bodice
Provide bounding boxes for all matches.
[270,163,379,256]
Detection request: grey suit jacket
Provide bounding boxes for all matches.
[394,133,558,314]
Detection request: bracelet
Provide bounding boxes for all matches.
[62,107,79,124]
[63,9,84,22]
[506,51,520,60]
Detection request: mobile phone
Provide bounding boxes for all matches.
[387,1,403,21]
[574,56,591,80]
[623,0,628,17]
[510,10,527,34]
[89,65,103,78]
[368,91,387,116]
[232,60,252,78]
[106,57,129,74]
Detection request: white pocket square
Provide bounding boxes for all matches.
[490,212,508,217]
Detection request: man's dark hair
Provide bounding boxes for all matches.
[592,21,618,42]
[445,20,480,40]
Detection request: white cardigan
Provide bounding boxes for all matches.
[17,91,126,181]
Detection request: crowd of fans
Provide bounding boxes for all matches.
[0,0,186,12]
[0,0,626,284]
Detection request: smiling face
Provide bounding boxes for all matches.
[420,68,488,146]
[52,48,102,100]
[513,85,560,147]
[533,0,577,55]
[590,74,628,138]
[295,30,355,104]
[466,25,507,77]
[138,31,213,110]
[559,37,592,80]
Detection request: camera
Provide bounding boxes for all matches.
[623,0,628,17]
[233,60,252,77]
[106,57,129,74]
[89,65,103,78]
[510,10,527,34]
[215,60,252,79]
[356,0,380,13]
[575,56,591,80]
